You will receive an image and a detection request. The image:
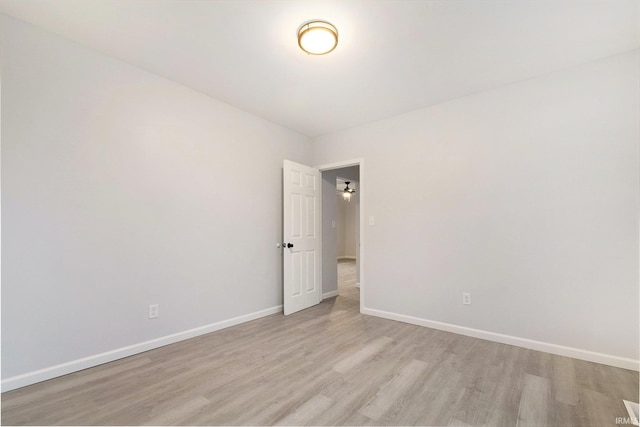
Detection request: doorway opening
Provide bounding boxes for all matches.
[318,159,364,313]
[336,176,359,303]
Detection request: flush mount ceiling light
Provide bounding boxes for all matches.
[298,20,338,55]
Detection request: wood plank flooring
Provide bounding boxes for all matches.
[2,261,638,426]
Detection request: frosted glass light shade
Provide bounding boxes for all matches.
[298,21,338,55]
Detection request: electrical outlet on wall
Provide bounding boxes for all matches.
[149,304,159,319]
[462,293,471,305]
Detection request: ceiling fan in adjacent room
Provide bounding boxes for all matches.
[342,181,356,201]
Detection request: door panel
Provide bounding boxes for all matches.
[306,251,316,291]
[306,196,316,237]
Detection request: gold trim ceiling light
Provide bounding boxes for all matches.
[298,21,338,55]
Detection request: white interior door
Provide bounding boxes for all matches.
[283,160,322,315]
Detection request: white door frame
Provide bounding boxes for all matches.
[315,158,365,314]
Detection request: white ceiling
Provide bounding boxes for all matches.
[0,1,638,137]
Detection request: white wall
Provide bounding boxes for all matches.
[337,189,357,258]
[343,188,357,258]
[314,51,639,364]
[1,15,312,383]
[336,193,347,257]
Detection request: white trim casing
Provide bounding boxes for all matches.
[362,307,640,372]
[1,305,283,392]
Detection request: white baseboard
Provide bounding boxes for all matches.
[1,305,283,392]
[338,256,356,260]
[322,290,339,300]
[361,307,639,372]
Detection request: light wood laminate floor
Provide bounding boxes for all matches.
[2,261,638,426]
